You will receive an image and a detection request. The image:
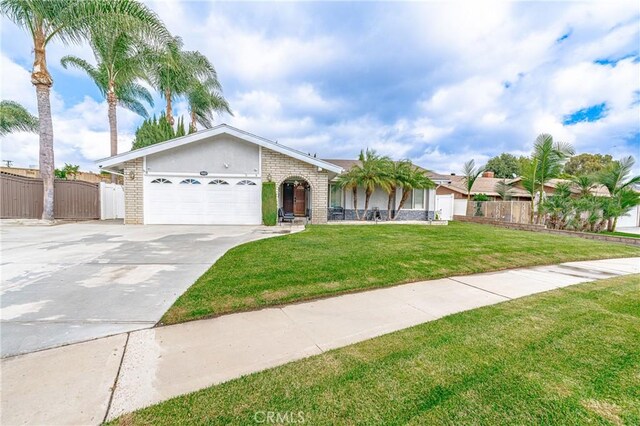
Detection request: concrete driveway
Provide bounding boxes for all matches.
[1,221,282,357]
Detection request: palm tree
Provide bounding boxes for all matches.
[349,149,391,220]
[571,174,596,197]
[598,156,640,231]
[61,30,153,162]
[531,133,574,222]
[186,77,232,133]
[1,0,169,220]
[394,165,435,220]
[147,37,228,127]
[335,168,362,220]
[0,100,38,136]
[519,157,539,223]
[462,159,484,201]
[382,160,412,219]
[494,179,514,200]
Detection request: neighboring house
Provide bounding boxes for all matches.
[437,172,532,201]
[96,124,449,225]
[439,172,613,217]
[510,178,610,198]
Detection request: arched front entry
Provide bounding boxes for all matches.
[279,176,312,217]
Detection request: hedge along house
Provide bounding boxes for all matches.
[96,124,449,225]
[97,124,343,225]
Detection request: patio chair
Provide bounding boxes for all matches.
[368,207,382,221]
[278,208,295,223]
[330,206,345,221]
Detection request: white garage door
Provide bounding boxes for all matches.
[144,176,262,225]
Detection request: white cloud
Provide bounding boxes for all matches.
[1,0,638,176]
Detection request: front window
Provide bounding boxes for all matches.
[412,189,425,209]
[329,184,343,207]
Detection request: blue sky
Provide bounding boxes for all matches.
[1,0,639,174]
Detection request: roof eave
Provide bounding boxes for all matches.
[95,124,343,174]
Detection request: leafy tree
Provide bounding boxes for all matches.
[1,0,169,220]
[462,159,484,201]
[175,116,186,137]
[473,193,490,201]
[131,113,177,150]
[0,100,38,135]
[54,168,66,179]
[564,153,614,176]
[53,163,79,179]
[63,163,79,179]
[598,156,640,231]
[485,153,521,178]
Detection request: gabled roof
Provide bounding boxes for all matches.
[444,176,531,198]
[322,159,452,183]
[96,124,343,174]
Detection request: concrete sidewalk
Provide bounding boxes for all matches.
[2,257,638,425]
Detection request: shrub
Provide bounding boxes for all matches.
[473,193,490,201]
[262,181,277,226]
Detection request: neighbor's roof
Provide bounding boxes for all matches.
[443,176,531,198]
[322,159,452,183]
[95,124,343,174]
[443,175,611,198]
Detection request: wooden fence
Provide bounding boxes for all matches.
[1,172,100,219]
[466,200,532,224]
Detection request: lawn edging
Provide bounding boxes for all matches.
[454,215,640,246]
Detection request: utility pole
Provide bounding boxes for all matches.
[2,160,13,167]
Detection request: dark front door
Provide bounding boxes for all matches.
[283,183,294,214]
[294,186,306,216]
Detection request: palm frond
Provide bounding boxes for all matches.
[0,100,39,136]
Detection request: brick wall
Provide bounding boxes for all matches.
[261,148,329,224]
[123,158,144,224]
[454,215,640,246]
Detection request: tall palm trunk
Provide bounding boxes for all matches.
[361,188,373,221]
[32,29,55,221]
[165,88,173,125]
[352,186,359,220]
[387,187,396,220]
[529,198,535,224]
[537,188,545,224]
[393,189,411,221]
[189,109,197,133]
[107,86,118,183]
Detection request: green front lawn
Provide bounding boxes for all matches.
[162,222,639,325]
[600,231,640,239]
[114,274,640,425]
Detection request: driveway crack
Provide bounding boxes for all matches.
[104,332,130,424]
